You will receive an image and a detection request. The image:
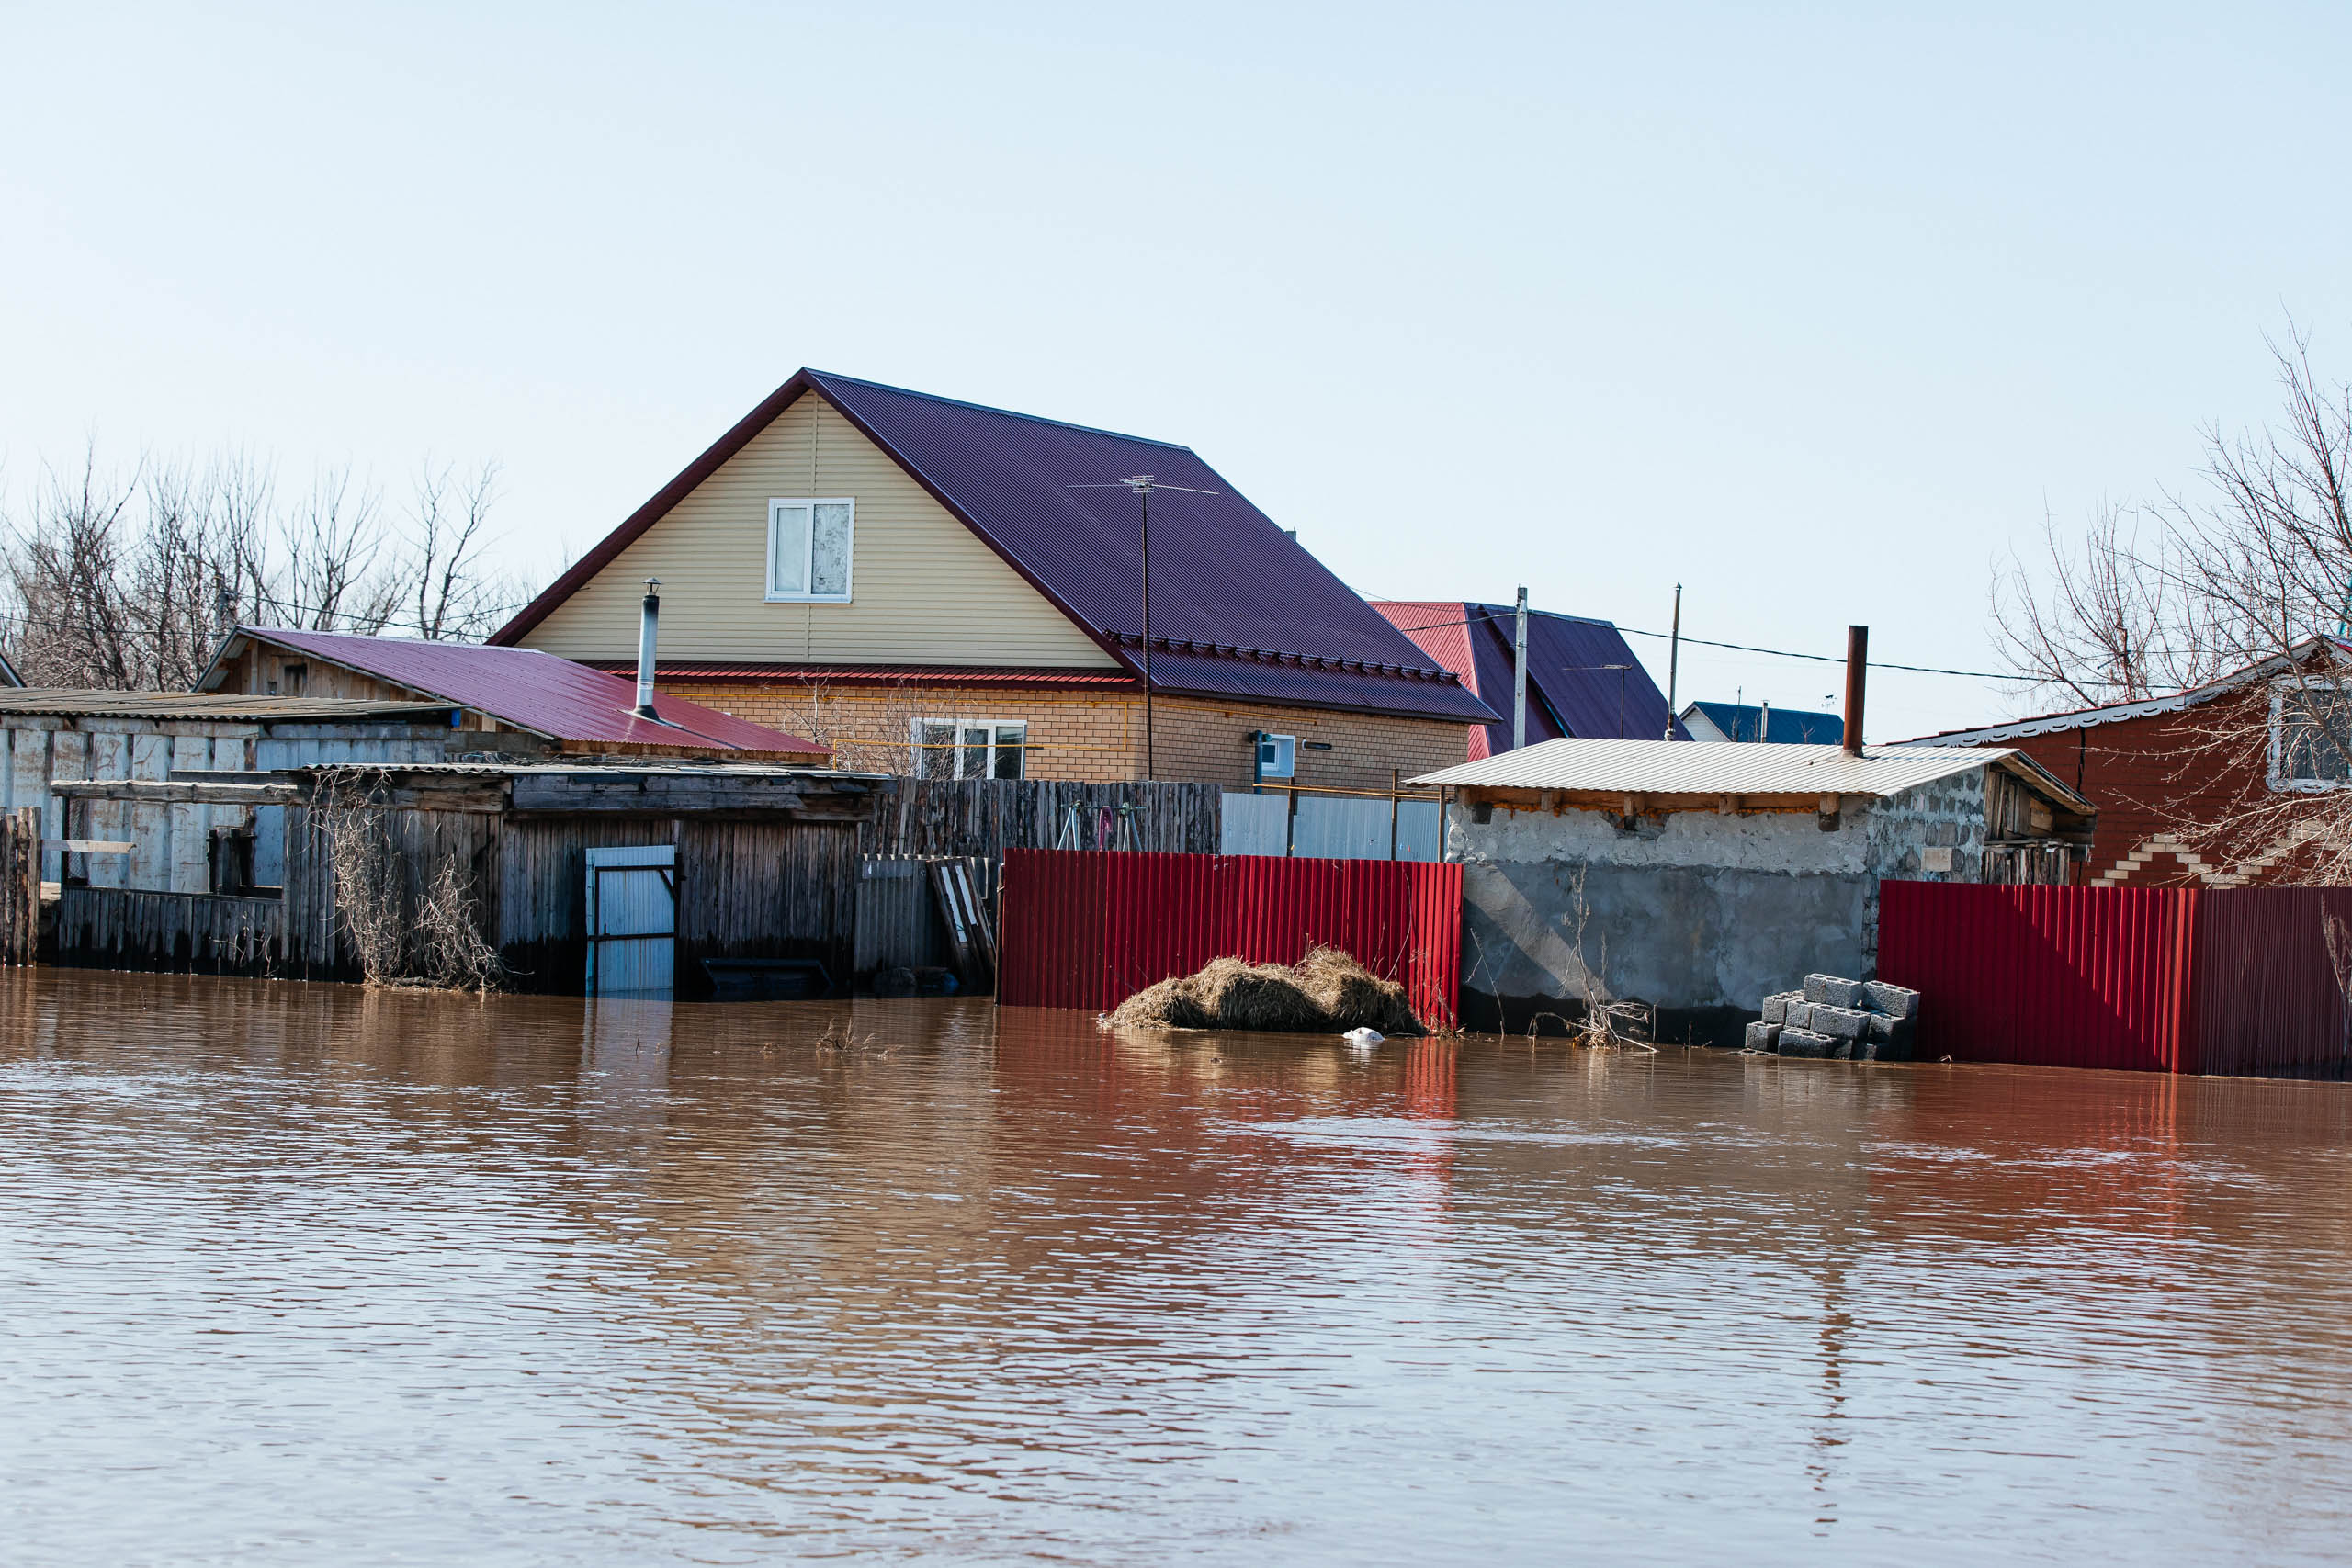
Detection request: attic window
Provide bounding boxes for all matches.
[768,498,854,602]
[2269,680,2352,791]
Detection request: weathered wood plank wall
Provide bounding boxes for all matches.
[496,817,674,993]
[678,819,861,989]
[864,778,1219,863]
[0,808,37,966]
[55,886,287,976]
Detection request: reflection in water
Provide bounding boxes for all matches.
[1,969,2348,1566]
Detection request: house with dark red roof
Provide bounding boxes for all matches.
[197,625,828,762]
[487,370,1498,789]
[1372,602,1682,759]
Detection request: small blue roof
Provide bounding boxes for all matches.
[1682,701,1843,745]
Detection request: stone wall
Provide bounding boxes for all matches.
[1448,776,1984,1031]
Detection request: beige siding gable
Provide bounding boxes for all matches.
[523,394,1118,668]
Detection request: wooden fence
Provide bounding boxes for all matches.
[56,886,285,976]
[0,808,37,966]
[865,777,1219,862]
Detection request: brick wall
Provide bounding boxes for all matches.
[655,677,1475,790]
[1990,689,2292,886]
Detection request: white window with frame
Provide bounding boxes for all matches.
[915,718,1028,780]
[2268,678,2352,791]
[767,497,854,602]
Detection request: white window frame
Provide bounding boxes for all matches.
[914,717,1029,780]
[2267,677,2352,793]
[766,497,854,603]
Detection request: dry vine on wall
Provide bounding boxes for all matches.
[317,789,505,992]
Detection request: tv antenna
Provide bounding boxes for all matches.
[1067,475,1216,782]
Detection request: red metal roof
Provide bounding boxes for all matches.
[583,660,1137,687]
[1374,602,1683,755]
[492,370,1499,728]
[205,627,827,757]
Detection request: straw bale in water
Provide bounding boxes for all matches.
[1104,947,1421,1035]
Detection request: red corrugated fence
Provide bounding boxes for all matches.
[1879,881,2352,1077]
[999,850,1462,1030]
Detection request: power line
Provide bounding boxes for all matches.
[1373,602,2098,686]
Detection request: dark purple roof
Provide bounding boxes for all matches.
[204,626,827,757]
[1375,602,1684,757]
[494,371,1498,727]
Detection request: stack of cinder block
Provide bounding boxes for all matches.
[1744,974,1919,1062]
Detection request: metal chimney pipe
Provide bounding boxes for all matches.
[1843,625,1868,756]
[1512,586,1529,752]
[635,578,662,719]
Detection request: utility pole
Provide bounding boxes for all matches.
[1513,586,1529,751]
[1663,583,1683,739]
[1139,483,1153,779]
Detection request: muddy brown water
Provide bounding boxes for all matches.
[2,968,2348,1566]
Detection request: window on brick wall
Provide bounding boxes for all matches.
[916,718,1026,780]
[2270,680,2352,790]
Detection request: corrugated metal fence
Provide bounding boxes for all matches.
[1879,881,2352,1077]
[999,849,1462,1030]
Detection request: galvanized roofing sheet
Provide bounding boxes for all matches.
[1411,737,2029,799]
[1373,603,1679,753]
[208,628,827,755]
[0,690,458,722]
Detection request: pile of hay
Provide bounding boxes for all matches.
[1104,946,1423,1035]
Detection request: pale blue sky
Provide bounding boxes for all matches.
[6,2,2347,738]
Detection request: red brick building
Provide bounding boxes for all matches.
[1912,639,2347,887]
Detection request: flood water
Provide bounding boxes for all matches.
[3,970,2349,1565]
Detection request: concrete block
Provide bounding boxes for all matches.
[1761,994,1789,1025]
[1862,981,1921,1020]
[1804,974,1867,1009]
[1743,1021,1781,1053]
[1778,1028,1835,1058]
[1865,1013,1917,1050]
[1861,1036,1913,1063]
[1826,1038,1855,1060]
[1783,1001,1815,1032]
[1811,1005,1870,1041]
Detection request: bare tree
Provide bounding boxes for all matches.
[1999,320,2352,881]
[1,442,536,687]
[1991,502,2226,706]
[405,459,513,641]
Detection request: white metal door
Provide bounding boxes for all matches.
[586,845,676,997]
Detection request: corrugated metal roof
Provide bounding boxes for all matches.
[294,761,883,780]
[494,370,1498,727]
[1411,737,2059,802]
[1682,701,1843,745]
[202,628,827,756]
[1902,636,2352,747]
[1373,603,1679,751]
[0,690,459,722]
[582,660,1137,687]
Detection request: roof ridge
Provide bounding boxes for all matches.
[806,369,1196,453]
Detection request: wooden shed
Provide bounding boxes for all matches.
[54,761,881,998]
[0,690,517,891]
